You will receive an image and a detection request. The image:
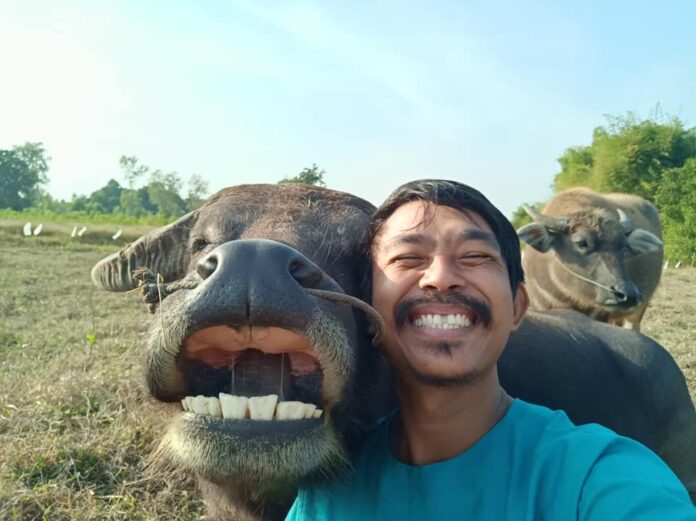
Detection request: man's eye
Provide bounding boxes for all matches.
[392,256,424,267]
[459,253,494,265]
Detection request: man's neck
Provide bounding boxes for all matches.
[391,372,512,466]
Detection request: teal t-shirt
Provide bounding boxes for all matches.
[287,399,695,520]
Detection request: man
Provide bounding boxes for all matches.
[286,180,695,520]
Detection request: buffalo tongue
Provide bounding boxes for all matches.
[230,350,292,400]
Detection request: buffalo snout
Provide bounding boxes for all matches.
[604,281,642,307]
[197,240,325,290]
[190,239,341,333]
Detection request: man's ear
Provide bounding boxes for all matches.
[511,284,529,331]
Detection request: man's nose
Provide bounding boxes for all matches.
[418,256,463,292]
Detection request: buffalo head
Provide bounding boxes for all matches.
[516,188,663,330]
[91,184,391,519]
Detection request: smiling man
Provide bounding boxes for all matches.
[286,180,695,520]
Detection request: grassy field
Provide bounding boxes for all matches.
[1,220,694,520]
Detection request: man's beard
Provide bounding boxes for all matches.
[406,341,489,387]
[394,291,493,388]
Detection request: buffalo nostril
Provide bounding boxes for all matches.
[289,258,323,288]
[197,254,218,280]
[610,286,640,305]
[609,286,626,301]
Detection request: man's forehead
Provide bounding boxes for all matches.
[374,201,498,248]
[382,201,488,232]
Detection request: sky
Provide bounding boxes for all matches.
[1,0,695,217]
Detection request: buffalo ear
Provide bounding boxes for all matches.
[625,228,663,256]
[517,223,557,252]
[91,211,199,291]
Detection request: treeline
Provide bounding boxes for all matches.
[4,114,694,259]
[0,141,326,221]
[0,148,209,219]
[512,112,696,260]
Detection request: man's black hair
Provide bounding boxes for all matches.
[367,179,524,295]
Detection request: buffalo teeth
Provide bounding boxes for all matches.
[219,393,249,419]
[275,401,306,420]
[182,394,322,421]
[192,395,209,415]
[206,397,222,417]
[303,403,317,419]
[248,395,279,420]
[189,395,223,417]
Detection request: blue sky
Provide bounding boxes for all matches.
[1,0,695,217]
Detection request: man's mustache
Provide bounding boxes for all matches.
[394,292,492,329]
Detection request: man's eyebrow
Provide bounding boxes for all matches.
[380,229,501,252]
[457,229,501,251]
[381,233,432,252]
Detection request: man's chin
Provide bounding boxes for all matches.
[411,369,485,388]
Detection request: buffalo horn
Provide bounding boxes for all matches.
[522,204,569,231]
[91,211,198,292]
[617,209,632,232]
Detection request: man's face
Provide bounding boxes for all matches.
[371,201,528,387]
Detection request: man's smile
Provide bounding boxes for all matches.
[395,292,492,330]
[411,312,473,329]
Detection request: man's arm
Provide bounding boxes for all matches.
[579,437,695,520]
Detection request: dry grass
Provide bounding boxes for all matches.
[0,220,694,520]
[642,267,696,396]
[0,222,201,520]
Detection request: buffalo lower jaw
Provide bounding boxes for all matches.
[158,414,346,484]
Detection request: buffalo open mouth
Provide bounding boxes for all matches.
[177,325,324,423]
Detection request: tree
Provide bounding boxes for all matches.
[0,142,50,210]
[119,188,150,217]
[554,113,696,201]
[88,179,123,213]
[655,158,696,260]
[280,164,326,186]
[147,170,186,217]
[119,155,149,189]
[553,146,594,191]
[186,173,209,211]
[69,194,89,212]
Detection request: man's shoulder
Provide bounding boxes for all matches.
[508,400,694,517]
[511,399,615,437]
[509,399,630,459]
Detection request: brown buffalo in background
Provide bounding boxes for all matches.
[517,187,663,331]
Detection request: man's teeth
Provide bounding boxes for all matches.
[412,313,472,329]
[181,393,323,421]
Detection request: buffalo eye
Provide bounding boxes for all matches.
[572,237,592,252]
[191,237,209,253]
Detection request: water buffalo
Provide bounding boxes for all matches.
[517,187,663,331]
[92,184,695,518]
